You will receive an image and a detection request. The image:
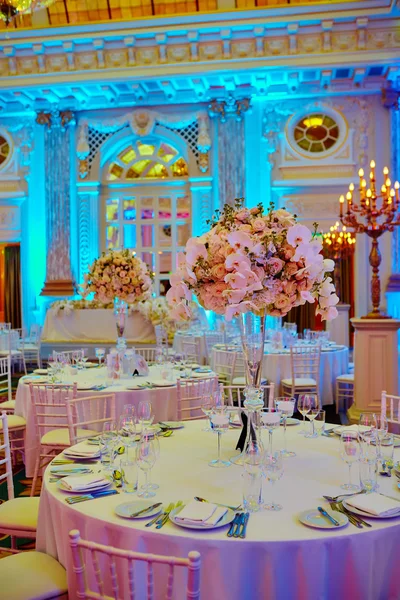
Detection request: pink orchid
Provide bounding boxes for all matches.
[287,224,312,248]
[223,288,247,304]
[225,301,257,321]
[185,238,208,266]
[316,305,338,321]
[300,290,315,303]
[224,272,248,289]
[319,293,340,309]
[227,231,254,252]
[225,253,251,271]
[170,301,192,321]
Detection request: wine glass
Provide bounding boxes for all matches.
[373,414,388,461]
[297,394,312,435]
[259,408,281,457]
[137,400,154,433]
[209,408,230,468]
[136,433,157,498]
[95,347,106,366]
[274,397,296,457]
[302,395,319,438]
[261,451,284,511]
[142,433,160,491]
[358,413,375,452]
[119,415,136,452]
[201,402,213,431]
[80,348,89,370]
[100,421,118,472]
[340,431,360,490]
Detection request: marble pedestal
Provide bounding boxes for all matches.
[326,304,350,347]
[348,318,400,423]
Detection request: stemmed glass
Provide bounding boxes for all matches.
[275,397,296,457]
[261,451,284,511]
[80,348,89,370]
[201,402,213,431]
[303,394,319,439]
[358,413,375,452]
[100,421,118,472]
[373,414,388,461]
[136,432,157,498]
[209,408,230,468]
[137,400,154,433]
[142,433,160,491]
[95,347,106,366]
[340,431,360,490]
[297,394,311,435]
[259,408,281,457]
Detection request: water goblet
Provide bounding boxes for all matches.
[274,397,296,457]
[297,394,312,435]
[340,431,360,490]
[119,415,136,447]
[100,421,118,472]
[201,402,213,431]
[313,410,326,436]
[358,413,376,450]
[142,433,160,491]
[95,347,106,366]
[373,414,388,461]
[138,400,154,433]
[136,433,157,499]
[261,451,284,511]
[259,408,281,457]
[209,408,230,468]
[305,409,320,439]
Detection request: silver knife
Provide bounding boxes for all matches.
[239,512,250,539]
[130,503,162,518]
[318,506,340,526]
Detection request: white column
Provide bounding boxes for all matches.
[348,318,400,423]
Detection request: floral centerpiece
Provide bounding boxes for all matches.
[167,200,339,323]
[81,249,152,348]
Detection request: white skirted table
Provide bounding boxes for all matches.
[42,308,155,344]
[16,366,204,477]
[210,346,349,406]
[36,420,400,600]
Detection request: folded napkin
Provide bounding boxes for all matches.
[346,492,400,517]
[60,474,109,492]
[175,501,227,527]
[337,424,370,434]
[64,442,100,458]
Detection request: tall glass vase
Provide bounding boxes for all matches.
[230,312,266,465]
[114,298,128,351]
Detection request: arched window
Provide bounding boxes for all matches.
[103,136,191,295]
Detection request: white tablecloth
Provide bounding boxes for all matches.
[42,309,155,344]
[36,420,400,600]
[15,366,180,477]
[210,346,349,406]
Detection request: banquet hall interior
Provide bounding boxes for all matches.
[0,0,399,598]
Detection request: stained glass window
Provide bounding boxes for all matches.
[293,113,340,153]
[0,134,10,168]
[106,139,188,181]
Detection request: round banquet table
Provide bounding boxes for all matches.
[16,366,213,477]
[210,345,349,406]
[36,420,400,600]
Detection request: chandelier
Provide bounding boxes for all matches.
[323,222,356,260]
[339,159,400,318]
[0,0,55,24]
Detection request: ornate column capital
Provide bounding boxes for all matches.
[36,109,76,131]
[208,96,251,123]
[382,84,400,111]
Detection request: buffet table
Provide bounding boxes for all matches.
[42,309,155,344]
[36,420,400,600]
[211,345,349,406]
[16,366,214,477]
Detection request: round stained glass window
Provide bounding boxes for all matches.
[293,113,340,153]
[0,134,10,168]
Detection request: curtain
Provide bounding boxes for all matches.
[4,246,21,329]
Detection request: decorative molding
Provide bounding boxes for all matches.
[36,110,75,130]
[0,205,20,229]
[208,97,251,123]
[78,193,91,284]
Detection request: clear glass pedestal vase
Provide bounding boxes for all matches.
[114,298,128,351]
[230,312,266,465]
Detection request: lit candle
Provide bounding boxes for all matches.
[340,195,344,217]
[383,166,389,176]
[391,188,395,210]
[395,181,399,205]
[346,191,352,213]
[366,189,372,207]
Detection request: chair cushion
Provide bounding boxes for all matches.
[0,400,15,410]
[0,415,26,429]
[0,497,39,532]
[0,551,67,600]
[41,427,98,446]
[336,374,354,383]
[233,377,268,386]
[281,378,317,387]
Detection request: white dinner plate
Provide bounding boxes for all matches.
[57,479,112,494]
[115,500,164,520]
[342,499,400,519]
[125,383,143,390]
[63,449,101,460]
[76,383,97,391]
[193,368,213,374]
[159,421,184,430]
[283,418,300,426]
[150,380,176,387]
[169,505,235,530]
[84,362,98,368]
[23,377,48,384]
[298,509,348,529]
[33,368,48,375]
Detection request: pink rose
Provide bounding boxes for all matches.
[235,209,250,223]
[211,264,226,280]
[250,207,261,215]
[282,244,295,260]
[266,257,284,276]
[282,280,297,295]
[284,262,298,276]
[252,218,266,232]
[274,294,292,310]
[239,224,252,233]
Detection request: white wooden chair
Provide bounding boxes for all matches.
[176,376,218,421]
[135,348,156,363]
[0,329,25,374]
[203,331,224,364]
[0,376,26,463]
[53,349,84,364]
[182,337,203,365]
[281,345,321,406]
[66,393,116,445]
[0,354,13,410]
[381,390,400,432]
[213,349,237,385]
[69,529,201,600]
[231,351,268,387]
[335,373,354,414]
[224,383,275,409]
[29,382,78,497]
[0,412,39,552]
[0,550,67,599]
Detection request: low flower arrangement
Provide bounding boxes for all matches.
[80,249,152,304]
[167,200,339,321]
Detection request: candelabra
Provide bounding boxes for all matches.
[323,222,356,295]
[339,160,400,318]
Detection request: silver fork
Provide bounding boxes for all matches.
[323,490,366,503]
